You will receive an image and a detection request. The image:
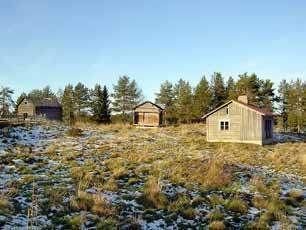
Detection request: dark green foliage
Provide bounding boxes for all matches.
[91,84,111,124]
[236,73,261,105]
[211,72,227,107]
[173,79,193,123]
[155,80,176,124]
[27,86,57,102]
[112,76,142,123]
[226,76,237,100]
[61,84,75,125]
[278,80,291,131]
[74,82,90,117]
[192,76,212,121]
[287,78,305,133]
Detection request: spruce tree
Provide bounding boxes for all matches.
[92,84,111,124]
[155,80,175,124]
[62,84,75,125]
[101,85,111,123]
[74,82,89,117]
[192,76,212,121]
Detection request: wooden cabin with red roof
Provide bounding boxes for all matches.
[202,96,273,145]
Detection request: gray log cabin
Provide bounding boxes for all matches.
[133,101,164,127]
[202,96,273,145]
[17,97,63,121]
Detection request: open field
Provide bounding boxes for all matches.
[0,124,305,229]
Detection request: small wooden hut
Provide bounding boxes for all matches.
[202,96,273,145]
[133,101,164,127]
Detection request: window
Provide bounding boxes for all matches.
[226,106,229,114]
[220,121,229,130]
[24,102,27,104]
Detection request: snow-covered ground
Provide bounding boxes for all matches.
[274,132,306,143]
[0,125,305,229]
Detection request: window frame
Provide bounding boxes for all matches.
[219,120,230,131]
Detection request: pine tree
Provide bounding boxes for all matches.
[226,76,237,100]
[155,80,175,124]
[0,87,14,115]
[192,76,212,121]
[173,79,193,123]
[287,79,304,133]
[236,73,261,105]
[258,79,275,110]
[74,82,89,117]
[27,86,57,104]
[278,80,290,131]
[91,84,111,124]
[211,72,226,107]
[61,84,75,125]
[112,76,142,123]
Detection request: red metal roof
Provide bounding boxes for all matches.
[236,101,273,116]
[202,100,273,119]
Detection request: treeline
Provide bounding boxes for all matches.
[0,73,305,132]
[156,73,277,124]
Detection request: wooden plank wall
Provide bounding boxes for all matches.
[17,99,35,116]
[134,102,161,113]
[207,102,263,144]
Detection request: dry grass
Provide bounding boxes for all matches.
[46,143,57,155]
[200,160,232,190]
[252,194,269,209]
[0,195,12,214]
[209,221,225,230]
[137,176,167,209]
[67,128,83,137]
[225,198,248,214]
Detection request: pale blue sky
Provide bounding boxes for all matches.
[0,0,305,100]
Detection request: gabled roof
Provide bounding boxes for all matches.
[201,100,273,119]
[18,97,62,108]
[133,101,164,110]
